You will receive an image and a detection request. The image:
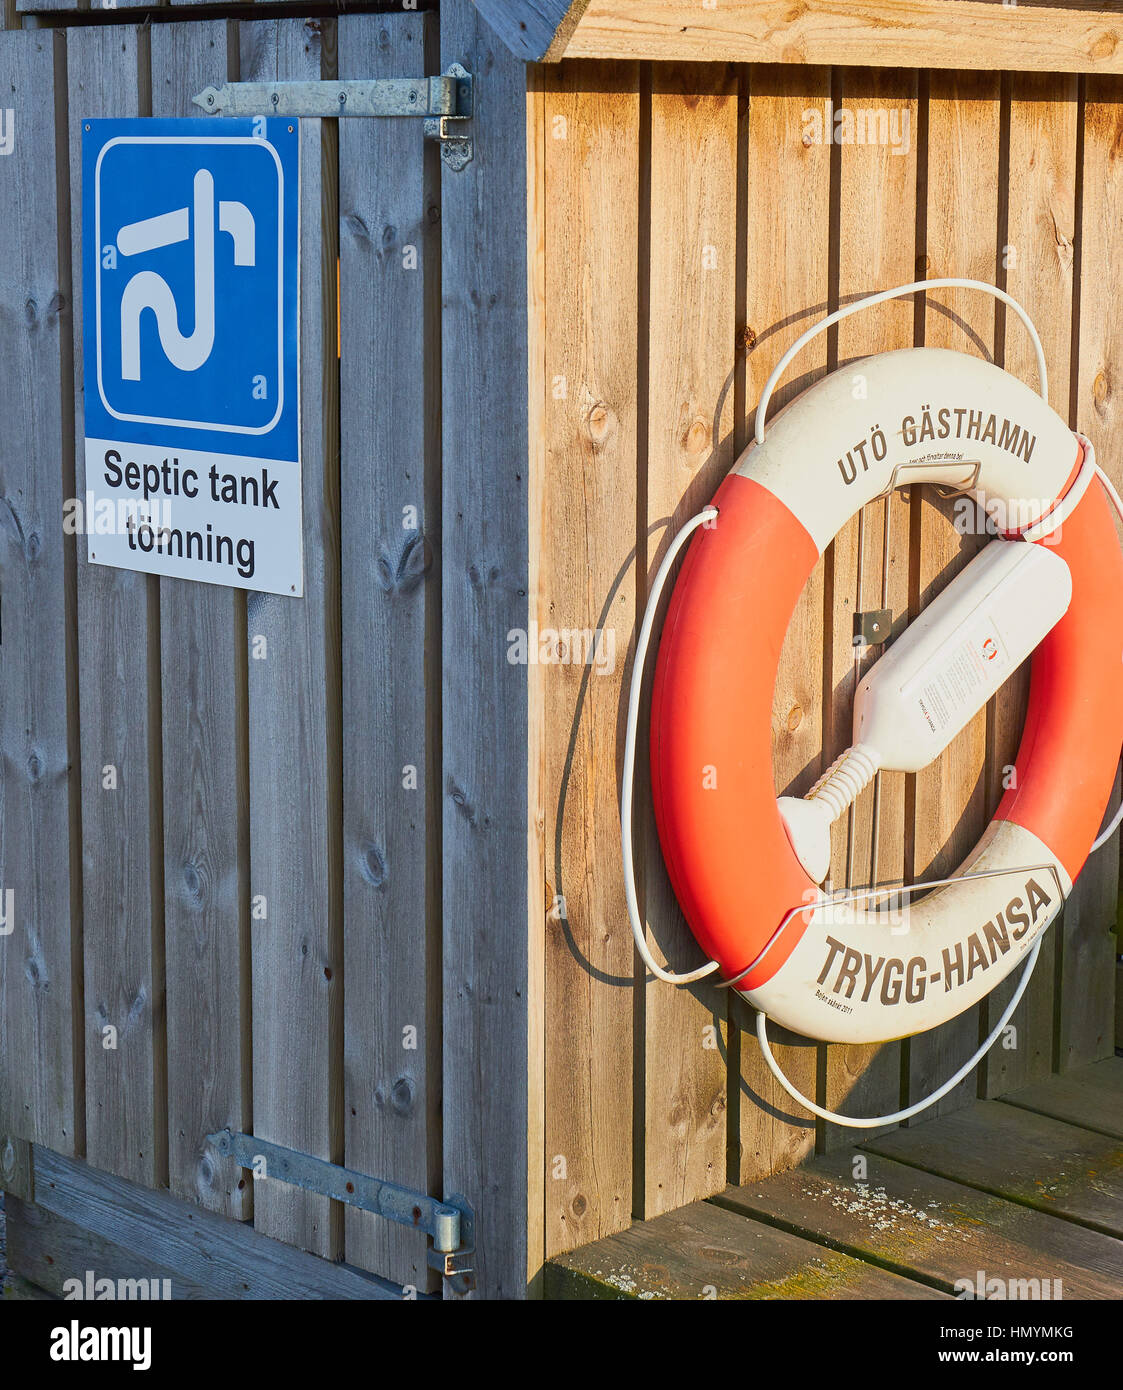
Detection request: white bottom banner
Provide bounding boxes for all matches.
[81,438,304,596]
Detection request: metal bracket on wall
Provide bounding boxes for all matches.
[853,607,893,648]
[209,1129,476,1293]
[193,64,475,171]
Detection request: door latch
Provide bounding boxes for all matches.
[194,64,474,170]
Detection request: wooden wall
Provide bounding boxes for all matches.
[0,1,535,1300]
[531,58,1123,1261]
[3,0,1122,1299]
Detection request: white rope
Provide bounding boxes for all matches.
[621,506,721,983]
[1017,432,1097,543]
[756,939,1042,1128]
[754,277,1049,446]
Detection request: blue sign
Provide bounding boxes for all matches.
[81,119,303,596]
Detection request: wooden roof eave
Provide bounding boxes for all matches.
[469,1,593,63]
[473,0,1123,76]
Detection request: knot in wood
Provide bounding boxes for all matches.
[584,400,615,450]
[1094,370,1111,414]
[182,862,205,906]
[359,843,386,889]
[343,211,371,244]
[684,416,711,457]
[390,1076,415,1116]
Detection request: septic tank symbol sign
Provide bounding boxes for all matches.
[82,119,303,596]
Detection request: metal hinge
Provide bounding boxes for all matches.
[209,1129,476,1293]
[193,64,474,170]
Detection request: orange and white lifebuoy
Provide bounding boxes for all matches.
[638,291,1123,1057]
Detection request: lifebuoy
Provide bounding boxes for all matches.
[647,334,1123,1048]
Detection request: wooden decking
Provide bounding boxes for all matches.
[546,1059,1123,1300]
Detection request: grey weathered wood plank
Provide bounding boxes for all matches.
[20,0,160,8]
[717,1149,1123,1299]
[470,0,590,61]
[1001,1057,1123,1140]
[440,0,532,1298]
[16,0,83,12]
[525,63,547,1296]
[69,23,168,1191]
[31,1145,411,1299]
[867,1100,1123,1238]
[0,30,82,1161]
[6,1195,194,1300]
[338,10,440,1290]
[3,1273,57,1301]
[546,1196,949,1299]
[241,15,344,1260]
[0,1135,34,1202]
[149,17,252,1224]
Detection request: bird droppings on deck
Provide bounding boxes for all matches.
[604,1272,658,1300]
[795,1181,972,1242]
[579,1268,660,1299]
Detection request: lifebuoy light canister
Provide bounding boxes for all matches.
[649,345,1123,1045]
